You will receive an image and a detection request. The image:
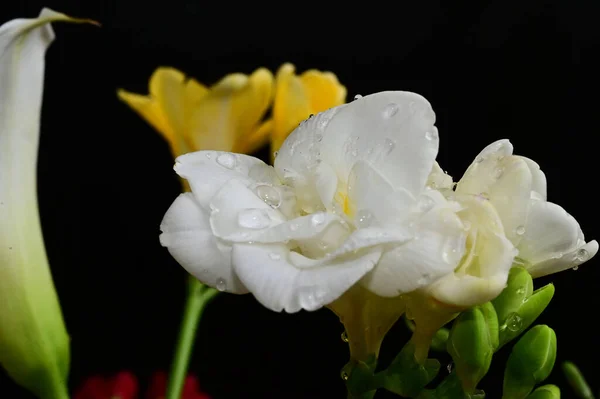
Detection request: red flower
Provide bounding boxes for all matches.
[74,371,137,399]
[74,371,210,399]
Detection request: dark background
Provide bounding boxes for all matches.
[1,1,599,398]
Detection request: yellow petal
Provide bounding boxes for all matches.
[187,67,273,152]
[118,67,208,157]
[271,63,347,158]
[234,118,273,154]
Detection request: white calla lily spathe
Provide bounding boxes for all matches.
[426,139,598,307]
[160,91,470,312]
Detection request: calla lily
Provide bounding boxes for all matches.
[0,9,94,399]
[159,91,468,358]
[118,67,274,157]
[427,139,598,307]
[269,63,347,158]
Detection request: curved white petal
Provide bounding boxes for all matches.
[427,161,453,190]
[518,200,587,264]
[527,240,598,278]
[426,274,509,308]
[174,150,278,209]
[428,194,516,307]
[159,193,247,293]
[518,156,547,200]
[275,91,439,197]
[314,161,339,211]
[455,139,514,195]
[361,203,467,297]
[232,243,381,312]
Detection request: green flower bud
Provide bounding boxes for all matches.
[526,385,561,399]
[503,325,557,399]
[498,284,555,349]
[562,361,593,399]
[492,267,533,323]
[447,307,494,393]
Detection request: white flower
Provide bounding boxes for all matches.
[160,91,469,312]
[427,139,598,307]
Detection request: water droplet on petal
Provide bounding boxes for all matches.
[341,331,349,343]
[273,151,279,158]
[269,252,281,261]
[356,209,374,228]
[506,312,522,332]
[290,223,299,231]
[256,185,282,209]
[418,195,435,212]
[573,265,579,271]
[238,209,271,229]
[205,153,212,159]
[216,153,237,169]
[315,133,323,142]
[574,248,588,262]
[384,138,396,155]
[341,371,349,381]
[475,156,484,163]
[515,225,526,236]
[311,213,325,226]
[494,167,504,179]
[216,278,227,292]
[425,129,438,141]
[353,94,363,100]
[382,103,399,118]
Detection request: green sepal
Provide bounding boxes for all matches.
[526,384,561,399]
[382,342,440,397]
[498,284,555,349]
[479,302,499,350]
[503,325,557,399]
[344,355,379,399]
[562,361,594,399]
[447,307,494,393]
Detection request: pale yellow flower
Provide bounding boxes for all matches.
[269,63,347,159]
[118,67,274,157]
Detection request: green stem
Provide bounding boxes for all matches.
[166,277,219,399]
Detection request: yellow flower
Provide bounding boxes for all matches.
[118,67,274,157]
[0,9,95,399]
[269,63,347,159]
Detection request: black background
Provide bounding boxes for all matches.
[1,1,599,398]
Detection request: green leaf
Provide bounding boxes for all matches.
[503,325,557,399]
[562,361,594,399]
[344,355,379,399]
[526,385,561,399]
[382,342,440,397]
[447,307,494,393]
[498,284,555,349]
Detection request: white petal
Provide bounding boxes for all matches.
[361,204,467,297]
[275,91,439,197]
[427,161,454,190]
[174,151,277,209]
[159,193,247,293]
[455,139,514,195]
[527,240,598,278]
[208,179,286,240]
[232,243,381,312]
[314,161,339,211]
[426,274,509,308]
[488,157,533,245]
[517,156,547,200]
[518,200,587,264]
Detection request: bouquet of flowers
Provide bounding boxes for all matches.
[1,8,597,399]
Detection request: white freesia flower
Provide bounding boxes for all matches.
[426,139,598,307]
[160,91,470,312]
